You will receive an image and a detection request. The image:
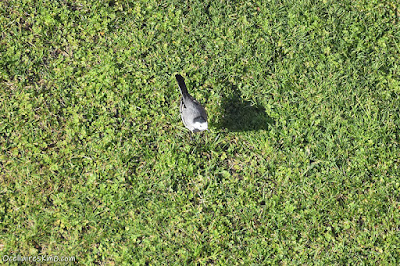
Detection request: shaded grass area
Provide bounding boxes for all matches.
[1,0,399,264]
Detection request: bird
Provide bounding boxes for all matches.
[175,74,208,133]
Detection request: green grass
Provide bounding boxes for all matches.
[1,0,399,264]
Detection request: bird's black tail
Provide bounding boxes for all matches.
[175,74,189,97]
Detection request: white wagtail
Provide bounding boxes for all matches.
[175,74,208,133]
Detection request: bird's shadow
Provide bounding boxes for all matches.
[215,84,274,132]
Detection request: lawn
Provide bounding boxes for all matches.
[1,0,399,264]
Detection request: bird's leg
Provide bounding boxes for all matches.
[189,131,194,141]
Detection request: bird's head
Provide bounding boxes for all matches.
[193,117,208,132]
